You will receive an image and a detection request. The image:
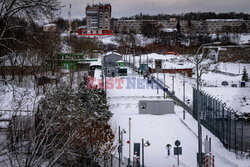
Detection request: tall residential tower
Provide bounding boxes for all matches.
[86,3,111,32]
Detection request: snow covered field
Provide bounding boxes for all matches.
[108,69,250,167]
[99,34,154,46]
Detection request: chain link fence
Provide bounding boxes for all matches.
[193,88,250,156]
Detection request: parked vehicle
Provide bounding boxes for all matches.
[231,84,237,87]
[221,81,228,86]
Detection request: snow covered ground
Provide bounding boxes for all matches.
[99,35,119,46]
[125,53,250,114]
[0,85,37,129]
[210,33,250,44]
[108,69,250,167]
[98,34,154,46]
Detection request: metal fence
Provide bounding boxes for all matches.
[193,88,250,155]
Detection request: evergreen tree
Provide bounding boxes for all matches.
[242,66,249,82]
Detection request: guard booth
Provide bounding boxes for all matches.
[139,99,174,115]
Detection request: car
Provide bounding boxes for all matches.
[231,84,237,87]
[221,81,228,86]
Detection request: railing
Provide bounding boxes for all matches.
[152,77,193,116]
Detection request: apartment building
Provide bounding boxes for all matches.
[112,19,250,34]
[112,20,157,34]
[86,3,111,32]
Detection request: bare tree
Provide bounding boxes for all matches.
[186,49,218,85]
[0,0,61,54]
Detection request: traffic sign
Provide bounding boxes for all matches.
[174,147,182,155]
[175,140,181,146]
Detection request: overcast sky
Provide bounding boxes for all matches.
[58,0,250,19]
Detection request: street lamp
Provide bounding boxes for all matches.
[195,42,221,167]
[163,63,168,99]
[119,127,126,167]
[142,139,150,167]
[120,129,126,163]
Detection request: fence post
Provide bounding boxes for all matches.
[228,111,231,152]
[222,104,225,146]
[216,100,218,137]
[241,117,244,154]
[234,115,237,154]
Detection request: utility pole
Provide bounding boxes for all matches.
[129,53,131,69]
[183,72,186,120]
[142,138,144,167]
[172,75,175,94]
[133,48,135,76]
[147,54,149,66]
[139,54,142,76]
[121,131,124,163]
[119,126,121,167]
[164,72,166,99]
[195,42,221,167]
[128,118,131,167]
[157,73,159,94]
[239,63,241,74]
[68,4,72,34]
[105,54,107,93]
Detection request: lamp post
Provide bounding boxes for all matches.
[128,117,132,167]
[163,63,167,99]
[120,129,126,163]
[183,72,186,120]
[195,42,221,167]
[119,126,121,167]
[142,139,150,167]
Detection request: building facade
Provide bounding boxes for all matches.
[113,20,143,34]
[86,3,111,32]
[112,19,250,34]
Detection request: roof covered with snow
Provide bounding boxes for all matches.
[161,28,177,32]
[43,23,56,27]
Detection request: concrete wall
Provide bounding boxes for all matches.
[139,99,175,115]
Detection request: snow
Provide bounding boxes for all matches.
[0,85,38,128]
[161,28,177,32]
[108,69,250,167]
[210,33,250,44]
[138,53,250,114]
[153,67,250,114]
[43,23,56,27]
[128,53,195,69]
[215,62,250,75]
[99,36,119,45]
[237,34,250,44]
[99,34,154,47]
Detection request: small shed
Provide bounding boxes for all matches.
[103,52,123,77]
[139,99,175,115]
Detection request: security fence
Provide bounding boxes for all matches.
[193,88,250,155]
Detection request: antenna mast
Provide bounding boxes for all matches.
[68,4,72,34]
